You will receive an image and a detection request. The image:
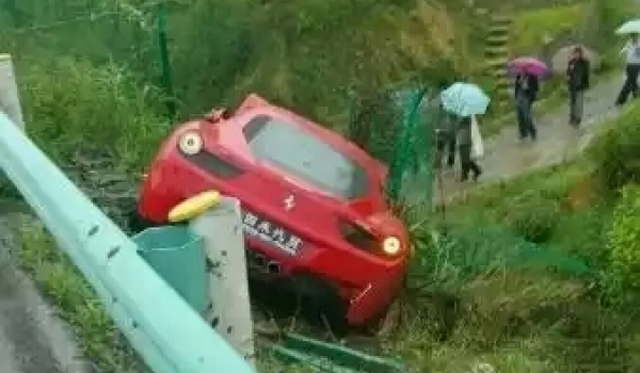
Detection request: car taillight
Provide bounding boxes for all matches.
[338,219,403,259]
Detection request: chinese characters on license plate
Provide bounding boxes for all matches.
[241,210,303,255]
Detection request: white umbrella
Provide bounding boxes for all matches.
[551,45,599,73]
[440,82,490,117]
[616,19,640,35]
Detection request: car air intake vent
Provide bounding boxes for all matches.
[182,151,244,178]
[338,219,377,253]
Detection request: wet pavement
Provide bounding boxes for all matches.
[0,213,91,373]
[428,74,625,203]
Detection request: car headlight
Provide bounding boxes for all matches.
[178,131,203,155]
[382,236,401,256]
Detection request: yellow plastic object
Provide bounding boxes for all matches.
[168,190,221,223]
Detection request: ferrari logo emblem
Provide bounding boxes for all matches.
[283,195,295,211]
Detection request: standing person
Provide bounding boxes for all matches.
[566,46,590,127]
[514,71,539,141]
[456,115,482,182]
[615,32,640,106]
[430,82,457,169]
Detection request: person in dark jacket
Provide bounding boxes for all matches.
[514,72,539,141]
[431,80,456,169]
[566,46,590,127]
[615,33,640,106]
[456,115,481,182]
[432,101,456,169]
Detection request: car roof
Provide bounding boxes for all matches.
[232,94,388,178]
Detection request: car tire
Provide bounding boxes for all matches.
[290,273,348,337]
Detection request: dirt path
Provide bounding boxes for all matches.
[428,73,625,203]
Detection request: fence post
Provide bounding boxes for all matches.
[386,87,428,202]
[158,2,176,118]
[189,197,256,365]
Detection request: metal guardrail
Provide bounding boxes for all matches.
[0,111,255,373]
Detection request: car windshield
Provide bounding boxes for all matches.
[242,115,369,200]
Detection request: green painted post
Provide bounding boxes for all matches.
[133,226,210,315]
[158,2,176,118]
[385,87,428,203]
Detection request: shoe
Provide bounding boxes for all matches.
[473,169,482,182]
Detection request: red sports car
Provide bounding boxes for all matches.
[133,94,409,329]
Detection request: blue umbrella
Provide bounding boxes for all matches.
[440,82,491,117]
[616,19,640,35]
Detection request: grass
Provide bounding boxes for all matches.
[509,4,586,56]
[18,224,139,373]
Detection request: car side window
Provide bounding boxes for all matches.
[242,115,369,200]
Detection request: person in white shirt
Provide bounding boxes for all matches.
[615,33,640,106]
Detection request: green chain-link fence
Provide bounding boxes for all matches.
[348,85,595,286]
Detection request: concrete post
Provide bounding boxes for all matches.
[189,196,255,365]
[0,54,23,130]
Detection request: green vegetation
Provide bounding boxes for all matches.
[1,0,637,371]
[510,4,585,55]
[386,102,640,372]
[18,224,139,373]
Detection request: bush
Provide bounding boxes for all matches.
[502,191,561,244]
[607,184,640,293]
[551,204,612,269]
[589,102,640,194]
[510,4,585,55]
[19,57,168,173]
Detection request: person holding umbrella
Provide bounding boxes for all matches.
[430,79,457,170]
[455,114,482,181]
[440,82,489,182]
[509,57,546,141]
[615,30,640,106]
[566,46,590,127]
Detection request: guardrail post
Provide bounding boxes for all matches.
[189,196,256,365]
[132,226,211,317]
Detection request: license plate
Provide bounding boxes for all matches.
[241,210,303,255]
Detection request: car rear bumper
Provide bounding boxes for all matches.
[343,266,406,326]
[130,209,406,327]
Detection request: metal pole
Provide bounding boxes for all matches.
[158,2,176,118]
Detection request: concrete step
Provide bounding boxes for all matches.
[490,70,510,80]
[485,46,508,57]
[485,58,508,70]
[485,34,509,45]
[487,25,510,36]
[490,15,513,26]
